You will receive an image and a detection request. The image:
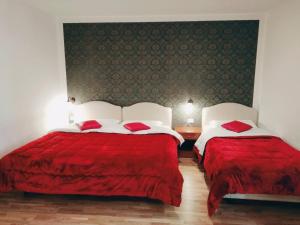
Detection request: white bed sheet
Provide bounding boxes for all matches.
[195,126,273,155]
[50,123,184,145]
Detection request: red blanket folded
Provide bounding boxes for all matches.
[199,136,300,216]
[0,132,183,206]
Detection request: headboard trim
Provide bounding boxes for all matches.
[202,103,258,130]
[74,101,122,121]
[122,102,172,127]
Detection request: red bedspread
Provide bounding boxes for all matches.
[0,132,183,206]
[199,136,300,216]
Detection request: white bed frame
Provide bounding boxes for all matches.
[74,101,122,121]
[202,102,258,131]
[202,102,300,203]
[123,102,172,128]
[74,101,172,127]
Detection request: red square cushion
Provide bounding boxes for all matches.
[77,120,102,131]
[221,120,252,133]
[123,122,151,132]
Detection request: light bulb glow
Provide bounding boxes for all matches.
[185,102,193,114]
[45,94,68,131]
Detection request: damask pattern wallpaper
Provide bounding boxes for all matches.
[64,21,259,126]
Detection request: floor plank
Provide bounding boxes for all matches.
[1,158,300,225]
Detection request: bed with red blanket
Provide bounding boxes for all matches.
[194,124,300,216]
[194,103,300,216]
[0,130,184,206]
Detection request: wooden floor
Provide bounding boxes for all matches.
[1,158,300,225]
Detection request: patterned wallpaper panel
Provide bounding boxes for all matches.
[64,21,259,126]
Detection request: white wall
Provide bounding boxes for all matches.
[258,0,300,149]
[0,0,67,157]
[23,0,283,18]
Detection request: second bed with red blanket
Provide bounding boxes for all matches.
[0,131,183,206]
[194,128,300,216]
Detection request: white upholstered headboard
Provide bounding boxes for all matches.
[74,101,122,121]
[122,102,172,127]
[202,103,258,130]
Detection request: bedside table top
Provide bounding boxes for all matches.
[175,126,202,134]
[174,126,202,141]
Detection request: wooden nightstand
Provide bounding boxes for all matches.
[175,126,202,158]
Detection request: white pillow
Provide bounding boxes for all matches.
[208,120,257,129]
[121,120,163,126]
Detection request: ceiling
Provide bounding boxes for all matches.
[22,0,283,18]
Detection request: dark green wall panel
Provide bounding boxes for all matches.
[64,21,259,126]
